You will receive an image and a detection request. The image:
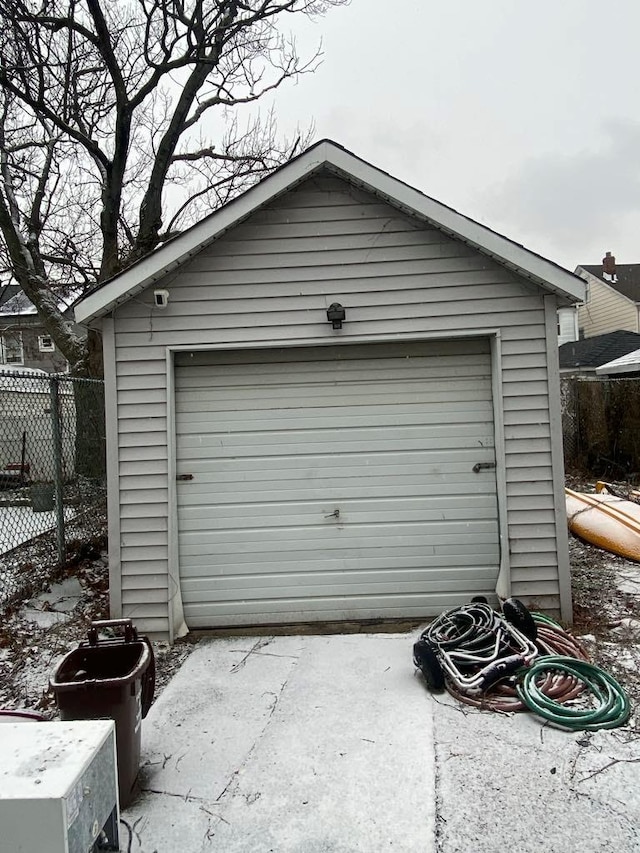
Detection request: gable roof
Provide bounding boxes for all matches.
[596,347,640,376]
[577,264,640,303]
[75,139,586,324]
[558,330,640,371]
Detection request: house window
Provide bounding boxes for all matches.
[0,330,24,365]
[38,335,55,352]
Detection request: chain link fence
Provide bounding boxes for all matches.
[561,375,640,478]
[0,368,106,610]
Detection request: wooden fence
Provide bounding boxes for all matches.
[561,376,640,478]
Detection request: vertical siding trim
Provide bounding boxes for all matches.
[491,332,511,600]
[544,295,572,622]
[166,347,187,642]
[103,316,122,617]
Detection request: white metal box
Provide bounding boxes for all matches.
[0,719,119,852]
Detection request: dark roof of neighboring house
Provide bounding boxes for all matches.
[559,330,640,370]
[579,264,640,302]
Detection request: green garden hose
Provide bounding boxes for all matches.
[515,655,630,731]
[530,612,564,629]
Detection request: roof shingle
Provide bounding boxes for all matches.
[559,330,640,370]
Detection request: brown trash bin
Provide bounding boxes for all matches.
[50,619,155,808]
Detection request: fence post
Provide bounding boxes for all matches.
[49,376,66,564]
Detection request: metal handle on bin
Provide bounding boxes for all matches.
[88,618,138,646]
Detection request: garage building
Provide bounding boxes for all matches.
[75,140,585,641]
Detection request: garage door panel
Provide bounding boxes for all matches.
[180,338,489,367]
[178,495,499,529]
[178,511,496,532]
[176,437,495,460]
[175,405,493,432]
[178,488,497,515]
[175,381,493,412]
[184,592,498,628]
[179,475,496,503]
[179,346,489,371]
[181,544,499,571]
[177,409,495,433]
[178,361,490,389]
[181,543,500,575]
[179,523,499,557]
[175,341,499,627]
[176,423,495,447]
[178,511,497,537]
[178,397,494,418]
[182,570,500,601]
[178,451,494,480]
[177,470,496,500]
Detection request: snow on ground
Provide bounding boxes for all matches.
[616,564,640,597]
[433,692,640,852]
[0,505,76,555]
[123,633,640,853]
[124,634,436,853]
[0,578,84,709]
[0,504,80,608]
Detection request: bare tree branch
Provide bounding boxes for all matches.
[0,0,348,373]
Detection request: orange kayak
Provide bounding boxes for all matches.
[565,487,640,562]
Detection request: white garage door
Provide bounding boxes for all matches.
[174,339,499,628]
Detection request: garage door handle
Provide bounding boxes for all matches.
[473,462,496,473]
[176,474,194,481]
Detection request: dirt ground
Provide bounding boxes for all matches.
[0,552,194,715]
[1,502,639,731]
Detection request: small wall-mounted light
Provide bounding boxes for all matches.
[327,302,346,329]
[154,289,169,308]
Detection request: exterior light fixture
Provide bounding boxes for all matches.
[153,289,169,308]
[326,303,346,329]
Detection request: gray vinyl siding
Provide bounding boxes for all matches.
[110,172,562,636]
[577,274,638,338]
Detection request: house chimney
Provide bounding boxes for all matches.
[603,251,616,279]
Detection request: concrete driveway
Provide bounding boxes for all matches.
[124,633,640,853]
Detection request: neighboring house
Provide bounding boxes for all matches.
[0,365,76,482]
[558,330,640,377]
[596,347,640,378]
[575,254,640,339]
[0,286,77,373]
[75,139,585,642]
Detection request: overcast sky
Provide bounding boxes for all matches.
[264,0,640,271]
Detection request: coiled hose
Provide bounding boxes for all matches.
[515,656,631,730]
[419,605,630,729]
[446,613,591,714]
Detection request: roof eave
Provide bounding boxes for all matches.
[322,149,585,303]
[75,140,585,324]
[596,363,640,376]
[74,144,332,325]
